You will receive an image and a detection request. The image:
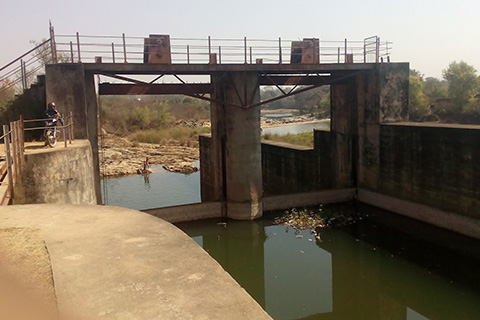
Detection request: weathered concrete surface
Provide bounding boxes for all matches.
[45,64,88,139]
[0,204,272,320]
[261,140,318,195]
[143,202,222,223]
[14,140,97,205]
[358,189,480,239]
[142,190,355,223]
[209,72,263,220]
[263,189,356,212]
[374,123,480,219]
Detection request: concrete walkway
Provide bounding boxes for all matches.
[0,204,272,320]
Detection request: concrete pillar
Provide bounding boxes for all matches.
[85,71,102,203]
[45,64,88,139]
[210,72,263,220]
[356,64,409,190]
[330,77,357,188]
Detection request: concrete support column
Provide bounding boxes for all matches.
[356,64,409,190]
[210,72,263,220]
[330,78,357,188]
[85,72,102,203]
[45,64,88,139]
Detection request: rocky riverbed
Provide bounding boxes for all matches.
[100,116,328,177]
[100,135,199,177]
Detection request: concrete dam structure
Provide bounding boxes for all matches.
[34,33,477,239]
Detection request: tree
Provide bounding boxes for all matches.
[409,74,428,121]
[0,79,16,112]
[423,77,448,101]
[442,61,479,109]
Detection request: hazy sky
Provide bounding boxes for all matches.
[1,0,478,78]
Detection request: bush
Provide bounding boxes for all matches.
[262,132,314,147]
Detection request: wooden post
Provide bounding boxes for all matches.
[3,125,14,200]
[19,116,24,168]
[10,122,18,181]
[64,124,67,148]
[69,112,74,142]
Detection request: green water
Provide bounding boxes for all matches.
[176,205,480,320]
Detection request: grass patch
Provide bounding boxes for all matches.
[131,127,211,145]
[262,132,314,147]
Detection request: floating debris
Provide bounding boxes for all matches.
[274,207,325,241]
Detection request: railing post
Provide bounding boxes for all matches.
[10,122,18,181]
[250,47,252,64]
[76,32,81,63]
[278,37,282,64]
[219,46,222,64]
[376,36,380,63]
[208,36,211,57]
[244,36,247,64]
[70,41,74,63]
[3,125,14,200]
[63,124,67,148]
[69,112,74,142]
[15,121,22,175]
[318,39,321,64]
[49,21,58,64]
[19,116,24,167]
[344,38,347,63]
[337,47,340,63]
[187,45,190,64]
[363,42,366,63]
[123,33,127,63]
[112,43,116,63]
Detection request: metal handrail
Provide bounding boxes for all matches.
[53,32,392,65]
[0,113,75,205]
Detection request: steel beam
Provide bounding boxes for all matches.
[98,83,212,95]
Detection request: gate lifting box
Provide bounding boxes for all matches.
[290,38,319,64]
[144,35,171,64]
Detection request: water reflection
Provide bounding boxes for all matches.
[101,164,200,210]
[177,210,480,320]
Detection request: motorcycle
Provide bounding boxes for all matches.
[44,118,58,147]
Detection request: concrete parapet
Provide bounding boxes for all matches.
[263,189,356,212]
[358,189,480,240]
[142,202,222,223]
[0,204,272,319]
[13,140,97,205]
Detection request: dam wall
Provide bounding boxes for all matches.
[200,122,480,238]
[13,140,97,205]
[364,123,480,219]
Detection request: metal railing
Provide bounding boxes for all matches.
[0,39,52,95]
[1,119,24,205]
[0,23,393,94]
[0,113,75,205]
[53,33,392,65]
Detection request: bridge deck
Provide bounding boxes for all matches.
[82,62,378,75]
